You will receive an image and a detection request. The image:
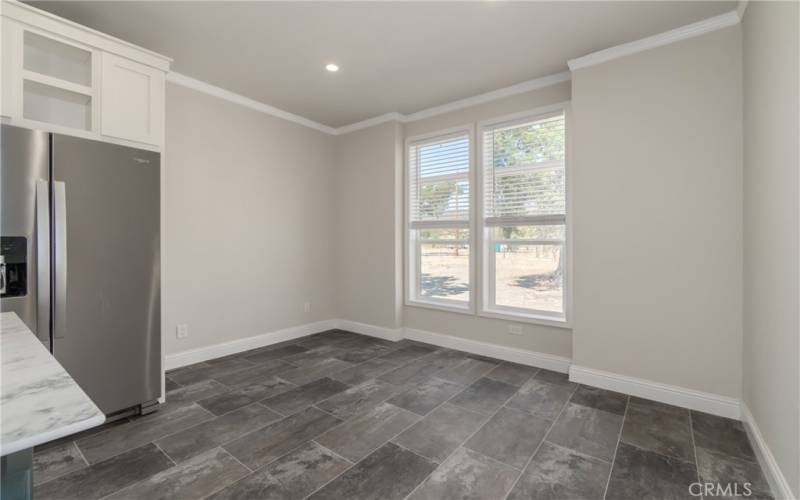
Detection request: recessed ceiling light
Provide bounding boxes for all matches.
[325,63,339,72]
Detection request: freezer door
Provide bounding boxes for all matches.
[51,134,160,415]
[1,125,51,346]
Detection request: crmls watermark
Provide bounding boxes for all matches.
[690,482,753,497]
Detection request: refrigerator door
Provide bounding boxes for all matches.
[51,134,160,415]
[1,125,51,347]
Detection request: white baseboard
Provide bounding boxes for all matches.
[165,319,751,429]
[741,403,797,500]
[336,319,404,342]
[165,318,567,374]
[165,319,337,370]
[569,365,741,419]
[403,327,572,373]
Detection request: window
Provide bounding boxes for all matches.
[480,111,567,321]
[406,130,473,310]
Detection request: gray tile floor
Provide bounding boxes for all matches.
[33,330,773,500]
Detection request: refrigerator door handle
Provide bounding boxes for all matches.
[35,179,51,340]
[54,181,67,340]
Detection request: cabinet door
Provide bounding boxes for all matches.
[100,52,163,146]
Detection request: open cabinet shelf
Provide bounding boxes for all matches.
[22,69,93,97]
[23,79,92,131]
[23,30,92,87]
[18,30,94,132]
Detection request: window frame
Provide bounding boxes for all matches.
[477,103,572,328]
[404,125,477,314]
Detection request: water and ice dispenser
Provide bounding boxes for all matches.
[0,237,28,298]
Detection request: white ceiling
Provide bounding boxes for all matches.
[29,1,736,128]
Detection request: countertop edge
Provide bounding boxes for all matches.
[1,413,106,456]
[1,311,107,456]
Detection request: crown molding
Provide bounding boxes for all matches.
[335,112,405,135]
[736,1,749,21]
[167,70,571,136]
[334,70,570,135]
[567,10,741,71]
[166,72,338,135]
[404,71,571,124]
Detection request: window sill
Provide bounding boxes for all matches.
[405,299,474,316]
[479,308,572,329]
[405,300,571,330]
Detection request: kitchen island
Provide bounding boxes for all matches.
[1,312,105,499]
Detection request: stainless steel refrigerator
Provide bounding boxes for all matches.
[1,124,161,416]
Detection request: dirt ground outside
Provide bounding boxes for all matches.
[420,246,563,313]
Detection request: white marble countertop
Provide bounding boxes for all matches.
[1,312,105,456]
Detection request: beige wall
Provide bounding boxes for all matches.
[402,81,574,359]
[742,2,800,496]
[164,83,336,354]
[571,27,744,398]
[333,121,404,329]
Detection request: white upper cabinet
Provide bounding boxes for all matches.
[100,53,164,145]
[0,1,171,150]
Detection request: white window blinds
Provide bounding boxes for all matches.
[408,132,470,229]
[482,112,565,226]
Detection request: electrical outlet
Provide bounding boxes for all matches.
[508,324,522,336]
[176,324,189,339]
[304,301,311,313]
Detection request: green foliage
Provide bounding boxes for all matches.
[489,118,566,240]
[419,228,468,240]
[492,118,564,168]
[420,181,463,219]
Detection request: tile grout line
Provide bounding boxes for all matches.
[217,445,254,473]
[71,440,91,467]
[94,442,179,500]
[196,456,254,500]
[67,411,210,472]
[165,375,182,388]
[208,363,299,390]
[239,439,328,481]
[460,444,524,472]
[257,400,288,418]
[199,407,289,457]
[97,445,243,500]
[66,418,139,463]
[313,401,421,455]
[601,395,630,500]
[152,441,178,466]
[688,410,704,499]
[310,440,354,465]
[299,404,424,500]
[300,396,455,498]
[300,365,479,500]
[501,380,580,500]
[31,441,92,489]
[309,347,465,421]
[96,400,275,475]
[310,405,343,420]
[615,439,698,467]
[235,353,387,470]
[542,439,613,464]
[388,439,445,466]
[401,381,525,500]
